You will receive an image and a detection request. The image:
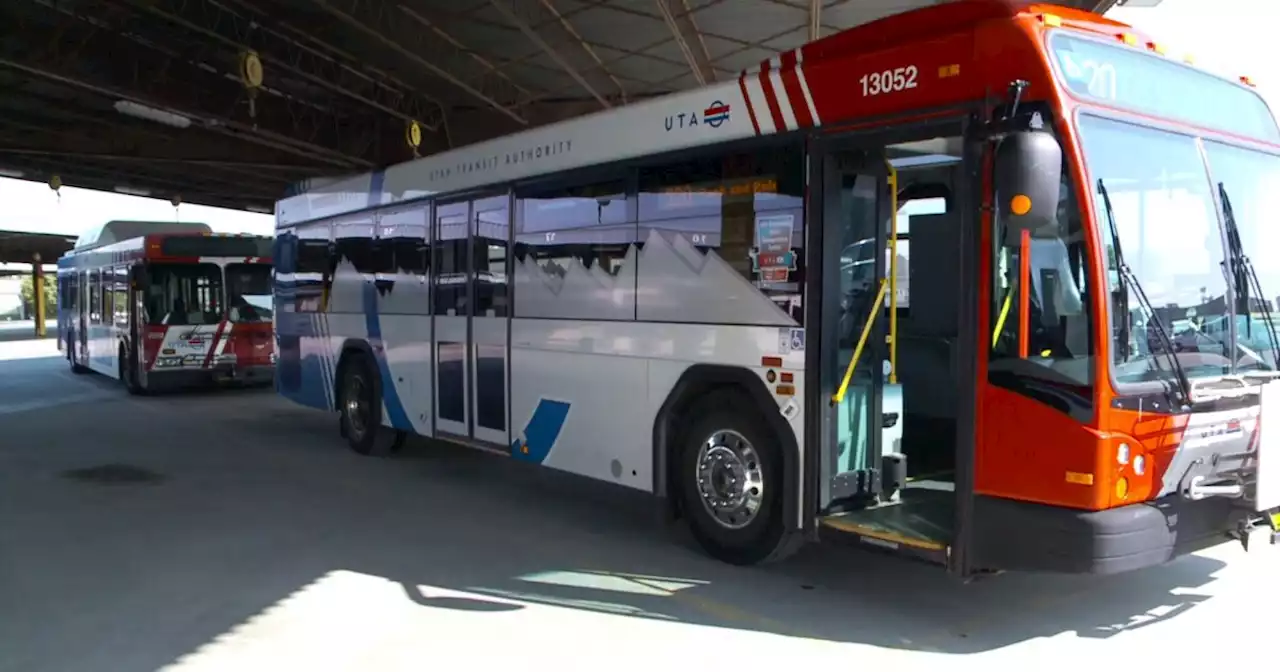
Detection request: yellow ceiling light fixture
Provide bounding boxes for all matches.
[239,50,264,124]
[406,119,423,157]
[239,50,264,89]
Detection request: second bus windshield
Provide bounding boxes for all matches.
[145,263,224,326]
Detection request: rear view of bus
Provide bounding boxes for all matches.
[57,221,275,393]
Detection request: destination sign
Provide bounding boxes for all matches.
[1050,33,1279,142]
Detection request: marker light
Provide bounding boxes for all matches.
[1183,53,1195,65]
[1133,454,1147,476]
[1039,13,1062,27]
[1146,42,1165,55]
[1115,477,1130,499]
[1010,194,1032,215]
[1119,33,1139,46]
[1240,75,1257,87]
[1117,443,1131,465]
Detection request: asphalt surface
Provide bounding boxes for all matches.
[0,337,1276,671]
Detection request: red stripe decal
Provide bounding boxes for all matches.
[758,60,788,132]
[778,52,813,129]
[202,321,228,369]
[737,75,762,136]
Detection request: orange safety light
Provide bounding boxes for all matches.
[1009,194,1032,216]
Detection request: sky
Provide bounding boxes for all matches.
[0,0,1270,242]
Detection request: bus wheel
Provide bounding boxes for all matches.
[337,351,405,457]
[68,340,87,374]
[120,346,145,395]
[677,390,797,566]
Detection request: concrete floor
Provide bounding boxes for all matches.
[1,338,1276,672]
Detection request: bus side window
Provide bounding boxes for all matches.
[635,143,805,324]
[333,214,378,277]
[513,178,633,321]
[434,203,469,317]
[89,270,101,325]
[374,203,430,316]
[472,195,510,319]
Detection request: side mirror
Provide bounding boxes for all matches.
[994,130,1063,235]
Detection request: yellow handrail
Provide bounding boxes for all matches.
[885,160,899,385]
[832,278,888,405]
[992,283,1014,349]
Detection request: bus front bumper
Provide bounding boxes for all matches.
[971,494,1261,575]
[209,362,275,385]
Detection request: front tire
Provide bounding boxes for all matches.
[338,351,405,457]
[677,389,800,566]
[68,338,88,374]
[120,346,146,395]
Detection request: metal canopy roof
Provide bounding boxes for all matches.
[0,230,77,264]
[0,0,1112,213]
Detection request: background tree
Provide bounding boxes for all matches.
[19,274,58,318]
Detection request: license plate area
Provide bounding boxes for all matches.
[1256,382,1280,511]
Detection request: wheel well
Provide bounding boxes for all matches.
[651,364,800,528]
[333,338,377,409]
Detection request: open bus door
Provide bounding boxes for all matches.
[808,118,986,576]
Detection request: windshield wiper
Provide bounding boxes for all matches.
[1098,178,1192,404]
[1218,183,1280,370]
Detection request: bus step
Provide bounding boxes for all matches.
[820,494,951,565]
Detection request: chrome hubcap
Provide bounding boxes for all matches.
[345,374,368,437]
[695,429,764,530]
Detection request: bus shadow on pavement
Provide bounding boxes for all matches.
[1,397,1234,671]
[322,434,1231,655]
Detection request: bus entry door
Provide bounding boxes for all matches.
[820,150,895,510]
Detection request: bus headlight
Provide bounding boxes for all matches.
[1133,454,1146,476]
[1117,443,1130,465]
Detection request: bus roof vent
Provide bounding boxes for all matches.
[75,220,213,250]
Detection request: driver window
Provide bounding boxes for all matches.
[989,159,1095,390]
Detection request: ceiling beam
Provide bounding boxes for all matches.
[654,0,716,86]
[3,2,378,168]
[308,0,530,126]
[487,0,611,109]
[537,0,627,103]
[108,0,447,134]
[0,54,367,170]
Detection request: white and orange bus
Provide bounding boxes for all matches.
[56,220,275,393]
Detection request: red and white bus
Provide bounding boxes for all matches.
[56,220,275,393]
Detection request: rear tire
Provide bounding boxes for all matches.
[338,351,406,457]
[677,389,801,565]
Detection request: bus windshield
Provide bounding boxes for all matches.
[145,263,224,326]
[1077,114,1280,384]
[226,263,273,323]
[1200,140,1280,370]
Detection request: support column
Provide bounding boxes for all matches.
[32,253,46,339]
